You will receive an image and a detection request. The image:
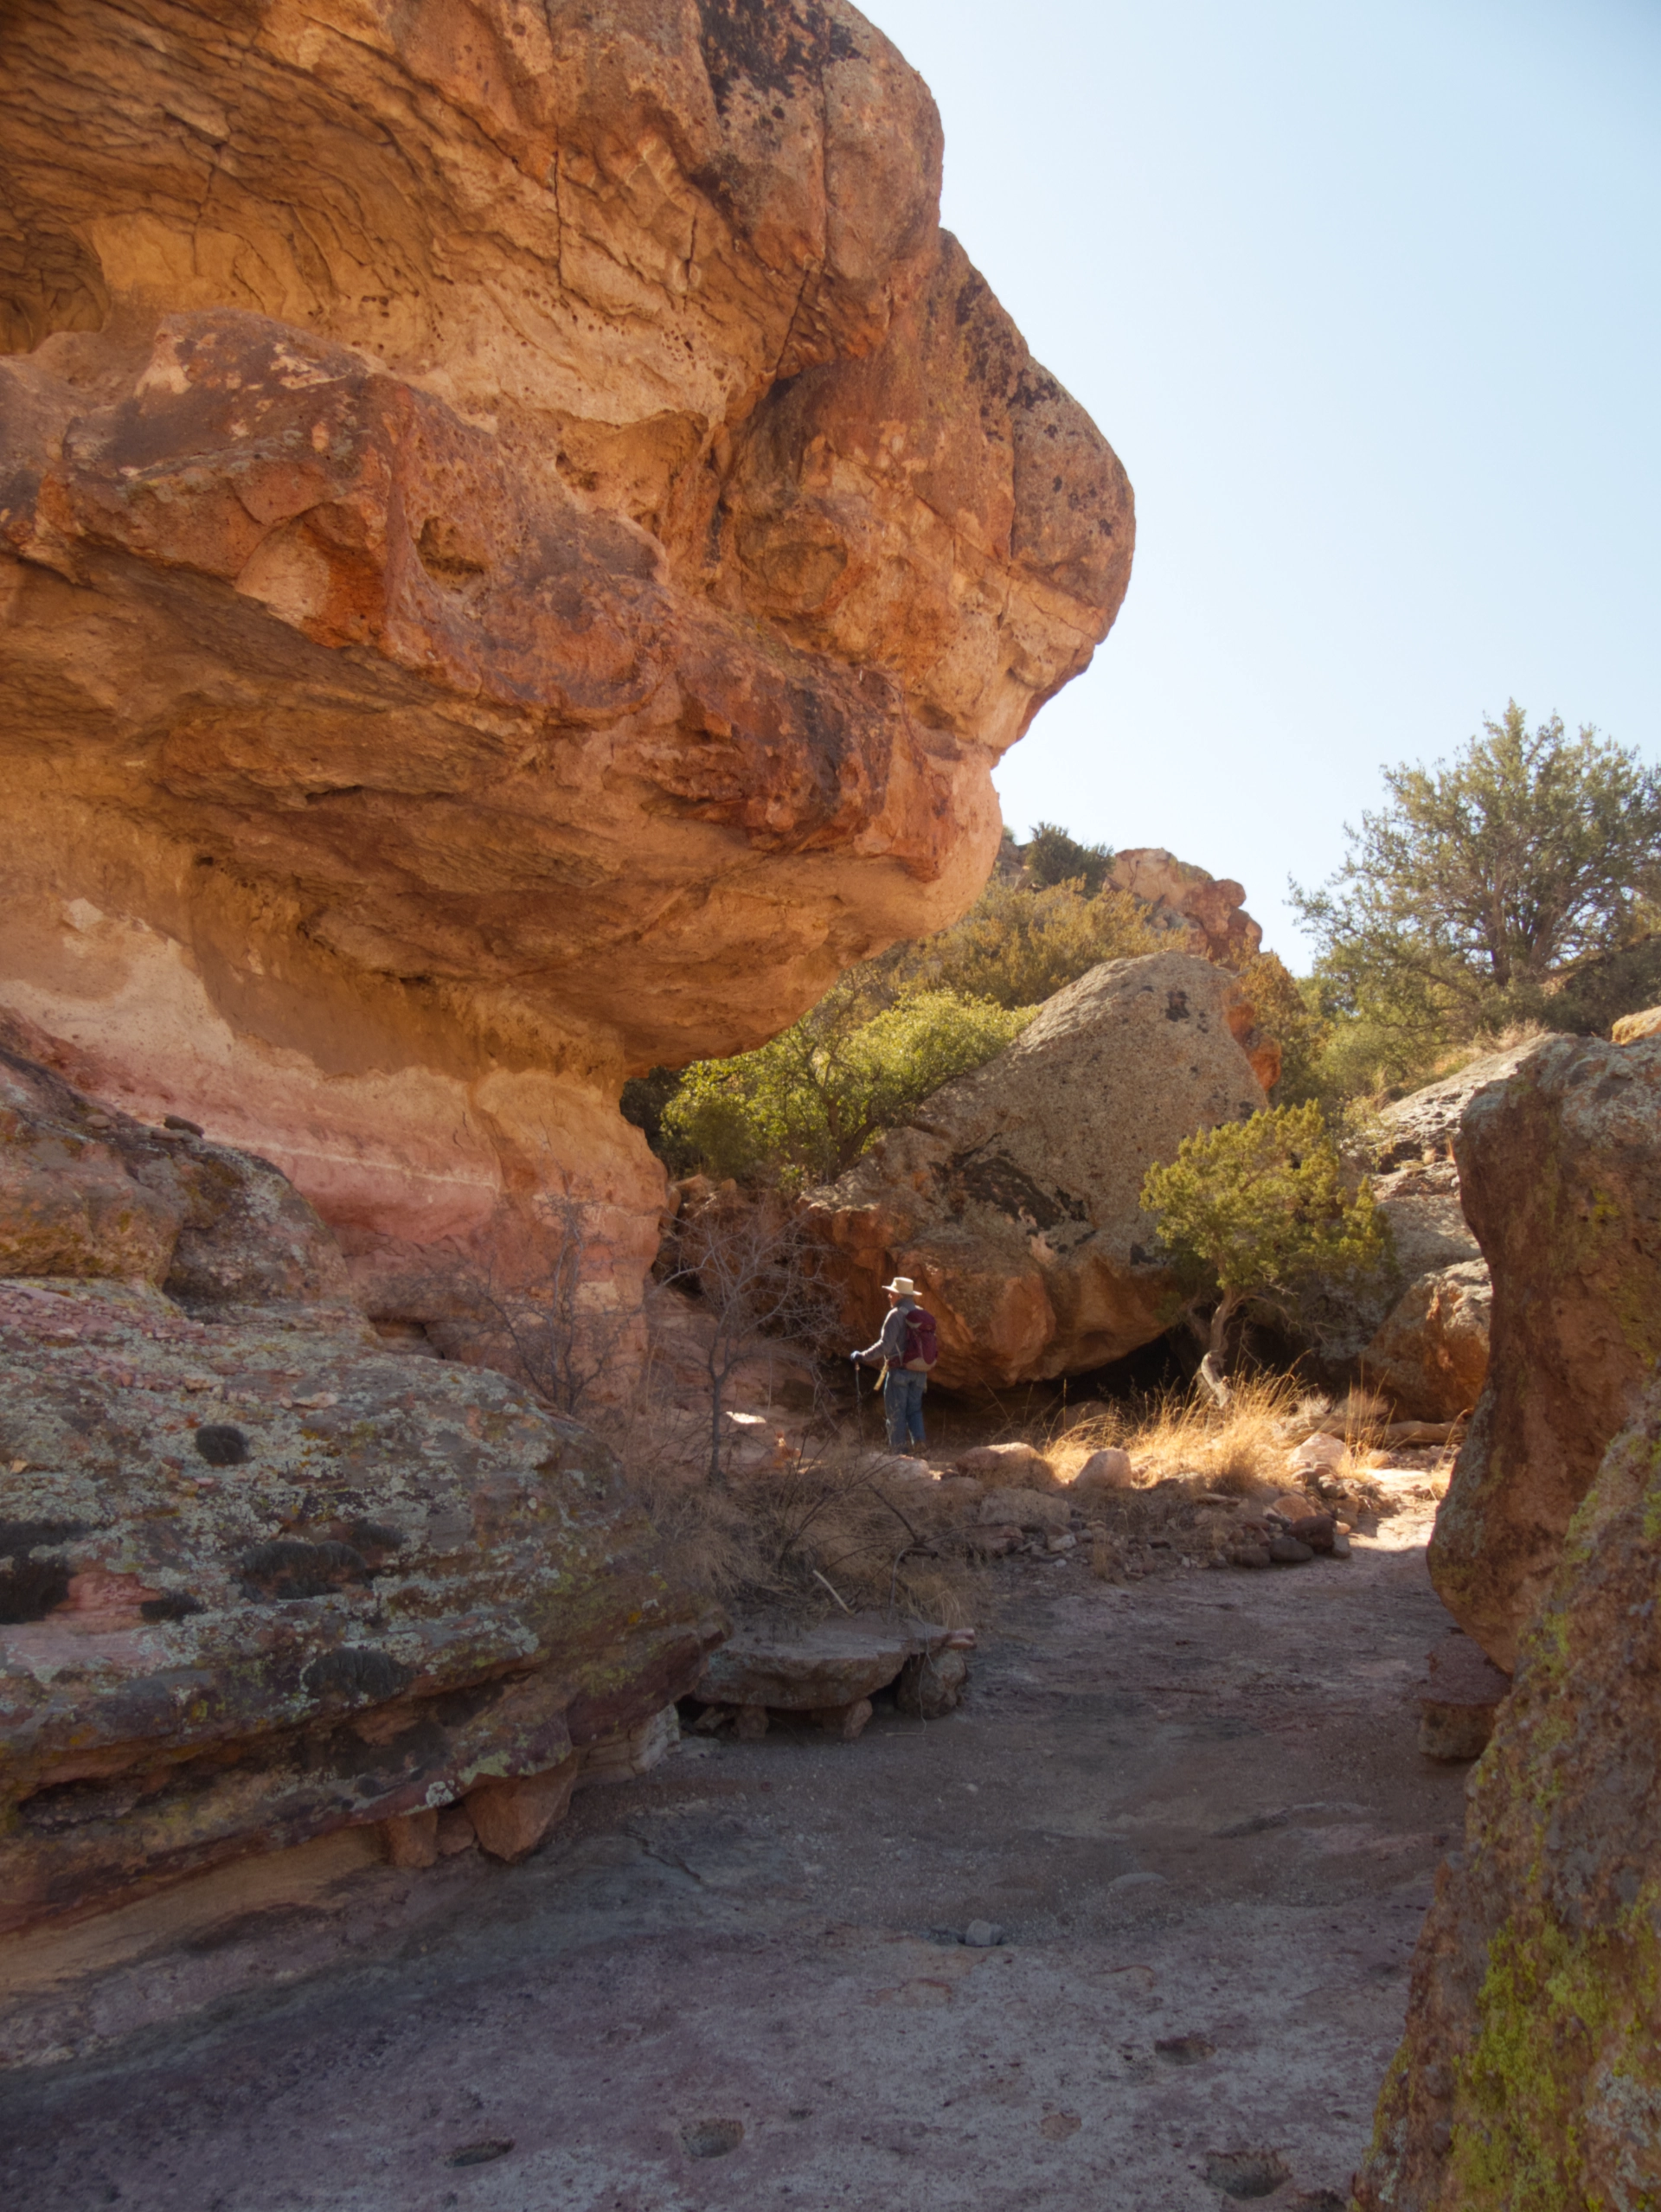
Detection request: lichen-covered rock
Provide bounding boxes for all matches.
[805,952,1267,1389]
[0,1130,715,1932]
[1356,1373,1661,2209]
[1362,1260,1491,1424]
[0,0,1132,1380]
[1429,1035,1661,1669]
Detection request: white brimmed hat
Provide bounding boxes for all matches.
[883,1276,917,1296]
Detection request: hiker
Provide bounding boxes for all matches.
[851,1275,938,1456]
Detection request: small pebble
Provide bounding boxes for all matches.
[963,1919,1005,1947]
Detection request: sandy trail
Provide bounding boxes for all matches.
[0,1503,1464,2210]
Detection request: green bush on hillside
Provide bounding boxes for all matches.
[875,877,1159,1010]
[660,986,1035,1188]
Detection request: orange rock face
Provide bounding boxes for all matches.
[1106,850,1264,971]
[0,0,1132,1364]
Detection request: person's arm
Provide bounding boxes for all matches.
[854,1309,907,1364]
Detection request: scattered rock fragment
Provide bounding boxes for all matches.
[1070,1447,1135,1497]
[1154,2034,1215,2064]
[1204,2147,1292,2199]
[681,2119,745,2161]
[447,2139,514,2168]
[952,1442,1058,1485]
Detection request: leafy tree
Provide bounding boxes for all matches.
[1024,820,1114,895]
[1292,704,1661,1056]
[1139,1102,1391,1395]
[662,987,1034,1187]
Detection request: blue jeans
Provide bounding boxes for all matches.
[883,1369,927,1452]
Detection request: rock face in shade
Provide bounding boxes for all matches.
[1362,1260,1491,1425]
[1428,1034,1661,1670]
[1,1019,350,1304]
[1356,1373,1661,2209]
[0,0,1132,1377]
[805,952,1268,1390]
[0,1047,715,1933]
[1307,1043,1541,1399]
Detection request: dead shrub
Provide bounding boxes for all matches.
[612,1417,983,1627]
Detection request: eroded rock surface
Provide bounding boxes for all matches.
[805,952,1268,1389]
[1429,1035,1661,1668]
[1329,1044,1542,1413]
[1357,1373,1661,2208]
[1104,849,1263,971]
[1363,1260,1491,1426]
[0,1049,713,1932]
[0,0,1132,1370]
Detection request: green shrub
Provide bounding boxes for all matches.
[662,986,1035,1187]
[1139,1101,1392,1370]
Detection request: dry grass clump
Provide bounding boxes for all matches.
[1045,1375,1304,1497]
[615,1424,982,1628]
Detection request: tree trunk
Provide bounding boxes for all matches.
[1198,1291,1241,1407]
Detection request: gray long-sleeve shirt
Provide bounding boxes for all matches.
[856,1298,915,1367]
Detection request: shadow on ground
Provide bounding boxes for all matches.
[0,1505,1462,2210]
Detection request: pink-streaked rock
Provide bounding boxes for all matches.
[0,1047,719,1933]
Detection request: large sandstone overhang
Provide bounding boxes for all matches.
[0,0,1133,1337]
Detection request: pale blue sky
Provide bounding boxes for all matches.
[864,0,1661,964]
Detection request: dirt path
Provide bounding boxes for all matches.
[0,1502,1464,2210]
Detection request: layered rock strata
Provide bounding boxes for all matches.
[805,952,1268,1389]
[1429,1034,1661,1670]
[0,1046,714,1932]
[1356,1373,1661,2207]
[0,0,1132,1371]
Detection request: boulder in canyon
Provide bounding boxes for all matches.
[696,1613,970,1716]
[1361,1260,1491,1425]
[1429,1034,1661,1669]
[0,0,1132,1387]
[1356,1371,1661,2208]
[805,952,1270,1390]
[0,1051,715,1933]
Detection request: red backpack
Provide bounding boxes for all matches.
[902,1307,939,1370]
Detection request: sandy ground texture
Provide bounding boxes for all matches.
[0,1499,1465,2211]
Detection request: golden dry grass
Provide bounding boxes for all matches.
[1040,1375,1303,1495]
